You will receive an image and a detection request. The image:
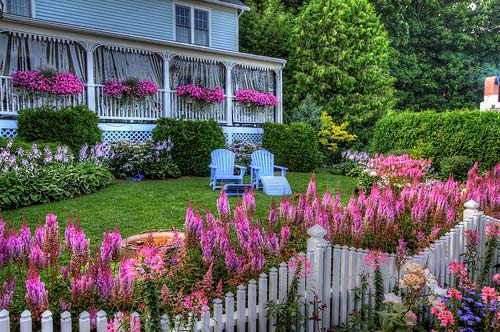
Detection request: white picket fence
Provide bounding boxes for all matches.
[1,200,497,332]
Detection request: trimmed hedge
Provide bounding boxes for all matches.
[18,105,102,150]
[262,122,320,172]
[372,111,500,169]
[152,119,226,176]
[0,163,113,209]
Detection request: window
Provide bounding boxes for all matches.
[5,0,31,16]
[175,4,210,47]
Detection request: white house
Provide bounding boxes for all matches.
[0,0,285,143]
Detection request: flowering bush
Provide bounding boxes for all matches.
[103,79,158,99]
[228,139,261,167]
[175,84,224,104]
[0,140,112,209]
[234,89,278,107]
[12,70,84,96]
[107,140,181,180]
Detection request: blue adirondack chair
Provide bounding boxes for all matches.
[250,149,291,195]
[209,149,246,190]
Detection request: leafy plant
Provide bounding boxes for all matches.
[438,155,474,182]
[286,95,322,131]
[262,122,320,172]
[153,119,226,176]
[18,105,102,151]
[318,111,357,151]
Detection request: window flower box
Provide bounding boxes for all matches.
[103,78,158,100]
[11,69,84,96]
[175,84,224,107]
[234,89,278,108]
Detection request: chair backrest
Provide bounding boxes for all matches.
[211,149,236,177]
[251,149,274,176]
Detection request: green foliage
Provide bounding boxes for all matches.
[0,138,64,154]
[377,303,416,332]
[438,155,474,182]
[337,160,363,177]
[266,273,305,332]
[17,105,102,150]
[287,0,395,145]
[372,110,500,169]
[107,140,181,180]
[152,118,226,176]
[370,0,500,110]
[0,163,113,210]
[286,95,322,131]
[239,0,291,59]
[262,122,320,172]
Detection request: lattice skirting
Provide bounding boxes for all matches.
[0,128,18,139]
[102,131,153,143]
[224,132,263,145]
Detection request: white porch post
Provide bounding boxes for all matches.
[274,67,284,123]
[224,61,235,126]
[81,41,98,113]
[161,52,175,118]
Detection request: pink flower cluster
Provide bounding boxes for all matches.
[466,162,500,217]
[185,189,290,275]
[12,70,84,95]
[175,84,224,104]
[103,79,158,99]
[234,89,278,107]
[365,153,432,185]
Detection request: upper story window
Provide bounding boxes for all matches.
[175,4,210,47]
[4,0,31,16]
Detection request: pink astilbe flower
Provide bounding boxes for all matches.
[43,213,61,266]
[0,277,16,310]
[29,244,48,269]
[217,190,231,218]
[183,290,209,315]
[364,250,388,269]
[71,274,95,303]
[25,269,49,318]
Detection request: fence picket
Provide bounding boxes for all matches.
[322,245,332,328]
[96,310,107,332]
[41,311,53,332]
[161,314,170,332]
[79,311,90,332]
[237,285,246,332]
[339,245,349,326]
[0,310,9,332]
[315,247,325,331]
[225,292,235,332]
[331,245,341,326]
[214,299,224,332]
[278,262,288,303]
[306,250,315,332]
[248,279,257,332]
[20,310,32,332]
[258,273,268,332]
[268,267,278,332]
[297,253,306,332]
[60,311,71,332]
[201,307,210,332]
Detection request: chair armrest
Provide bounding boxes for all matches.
[235,165,247,177]
[250,165,260,170]
[274,165,287,176]
[208,164,216,169]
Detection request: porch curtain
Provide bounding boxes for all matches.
[232,66,275,94]
[0,32,86,80]
[94,47,163,85]
[170,57,225,90]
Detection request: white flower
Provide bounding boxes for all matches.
[428,295,443,307]
[402,262,422,274]
[383,292,402,305]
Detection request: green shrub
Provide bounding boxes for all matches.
[107,140,181,179]
[262,122,320,172]
[0,163,113,209]
[18,105,102,150]
[152,119,226,176]
[372,110,500,169]
[0,138,64,154]
[438,155,474,182]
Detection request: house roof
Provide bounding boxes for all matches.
[201,0,250,11]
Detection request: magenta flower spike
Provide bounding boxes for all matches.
[216,190,231,218]
[25,269,49,317]
[0,277,16,310]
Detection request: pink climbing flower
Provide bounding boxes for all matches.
[234,89,278,107]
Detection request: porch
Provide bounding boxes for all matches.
[0,16,285,142]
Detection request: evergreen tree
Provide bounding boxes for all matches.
[286,0,395,145]
[370,0,500,110]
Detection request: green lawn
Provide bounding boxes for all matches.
[2,169,355,241]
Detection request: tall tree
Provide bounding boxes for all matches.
[286,0,395,145]
[239,0,291,59]
[370,0,500,110]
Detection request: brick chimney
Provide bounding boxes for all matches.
[480,76,500,111]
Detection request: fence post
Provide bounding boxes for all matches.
[160,314,170,332]
[463,200,483,221]
[213,299,223,332]
[237,285,246,332]
[258,273,268,332]
[96,310,107,332]
[0,309,9,332]
[225,292,235,332]
[41,311,53,332]
[20,310,32,332]
[79,311,90,332]
[60,311,71,332]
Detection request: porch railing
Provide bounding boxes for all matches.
[170,91,226,123]
[232,102,275,124]
[0,76,276,125]
[0,76,85,115]
[95,85,165,121]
